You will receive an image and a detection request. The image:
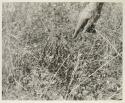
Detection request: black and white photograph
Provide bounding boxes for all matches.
[2,1,123,100]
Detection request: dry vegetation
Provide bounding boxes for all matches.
[2,2,122,100]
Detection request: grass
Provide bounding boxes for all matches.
[2,2,122,100]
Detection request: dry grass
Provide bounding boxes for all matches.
[2,2,122,100]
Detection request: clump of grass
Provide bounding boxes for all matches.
[2,2,122,100]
